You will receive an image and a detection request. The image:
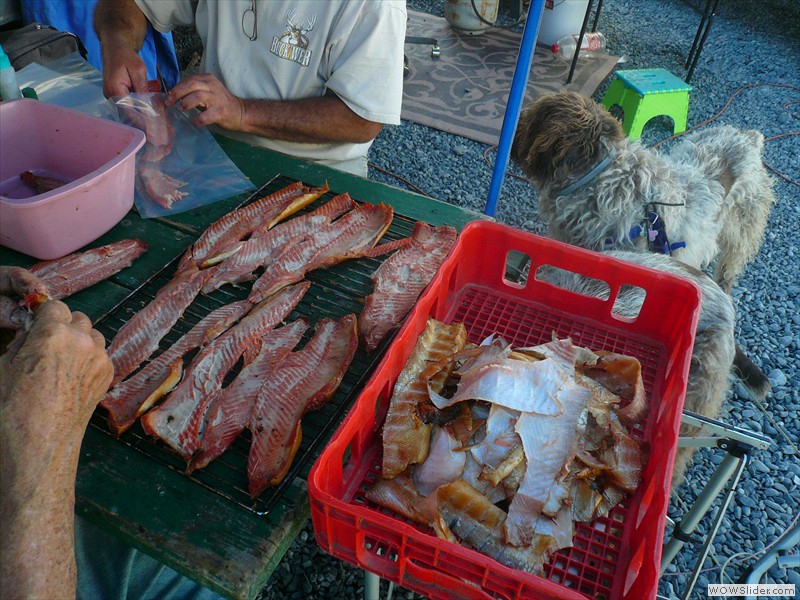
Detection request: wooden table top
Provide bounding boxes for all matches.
[0,137,484,599]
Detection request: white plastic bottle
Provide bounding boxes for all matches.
[0,44,22,101]
[552,32,607,61]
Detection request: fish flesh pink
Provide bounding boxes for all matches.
[23,239,148,306]
[20,170,68,194]
[178,181,329,271]
[101,300,251,435]
[381,319,468,479]
[140,282,310,460]
[201,193,356,294]
[187,319,309,472]
[139,88,174,162]
[247,314,358,497]
[107,266,208,385]
[137,162,188,209]
[359,222,457,352]
[247,202,393,303]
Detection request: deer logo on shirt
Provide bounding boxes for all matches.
[271,9,315,66]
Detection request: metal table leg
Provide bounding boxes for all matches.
[685,0,722,82]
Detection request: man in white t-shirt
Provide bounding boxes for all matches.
[95,0,406,176]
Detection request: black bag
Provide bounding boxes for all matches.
[0,22,87,70]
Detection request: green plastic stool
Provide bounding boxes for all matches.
[602,68,692,141]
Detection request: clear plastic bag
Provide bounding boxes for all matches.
[113,92,255,219]
[15,52,115,120]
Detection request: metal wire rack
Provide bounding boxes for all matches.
[89,175,417,517]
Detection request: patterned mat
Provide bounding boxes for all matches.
[402,10,620,145]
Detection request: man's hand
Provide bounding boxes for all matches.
[167,73,246,130]
[95,0,150,98]
[0,300,113,600]
[1,300,113,428]
[0,266,48,329]
[102,44,150,98]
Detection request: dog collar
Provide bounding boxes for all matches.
[555,148,618,197]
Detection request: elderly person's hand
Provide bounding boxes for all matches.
[167,73,246,130]
[101,43,150,98]
[0,300,113,599]
[0,266,49,329]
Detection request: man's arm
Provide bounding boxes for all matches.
[0,300,113,600]
[94,0,151,96]
[167,74,383,144]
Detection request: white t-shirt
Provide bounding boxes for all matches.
[135,0,406,174]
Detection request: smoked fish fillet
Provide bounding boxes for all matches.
[106,266,208,386]
[202,193,356,294]
[381,319,468,479]
[187,319,309,472]
[25,239,148,305]
[141,282,310,460]
[178,181,329,270]
[247,202,393,303]
[247,314,358,498]
[359,222,457,352]
[101,300,251,435]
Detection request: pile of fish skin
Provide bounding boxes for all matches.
[368,318,649,575]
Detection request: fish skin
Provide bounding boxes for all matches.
[431,480,547,575]
[202,193,356,294]
[107,266,208,386]
[381,319,468,479]
[359,222,457,353]
[140,282,310,460]
[412,424,466,496]
[504,382,592,547]
[247,202,393,303]
[364,471,429,525]
[431,357,569,415]
[178,181,328,272]
[247,314,358,498]
[101,300,251,435]
[470,404,521,469]
[187,319,309,472]
[25,239,148,303]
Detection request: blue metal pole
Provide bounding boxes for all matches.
[484,0,546,217]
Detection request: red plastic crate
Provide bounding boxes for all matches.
[309,221,700,600]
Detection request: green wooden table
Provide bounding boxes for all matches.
[0,137,483,600]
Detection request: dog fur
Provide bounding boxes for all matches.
[537,251,771,489]
[511,91,776,293]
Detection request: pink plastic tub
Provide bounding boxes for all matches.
[0,98,146,259]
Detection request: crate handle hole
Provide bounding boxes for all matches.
[610,284,645,322]
[533,266,646,321]
[503,250,531,287]
[534,264,612,301]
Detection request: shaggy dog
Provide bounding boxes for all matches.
[537,251,771,489]
[511,91,776,293]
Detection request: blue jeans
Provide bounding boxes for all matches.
[75,517,222,600]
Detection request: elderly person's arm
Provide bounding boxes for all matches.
[167,79,383,144]
[0,276,113,599]
[94,0,151,96]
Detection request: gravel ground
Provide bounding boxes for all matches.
[180,2,800,598]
